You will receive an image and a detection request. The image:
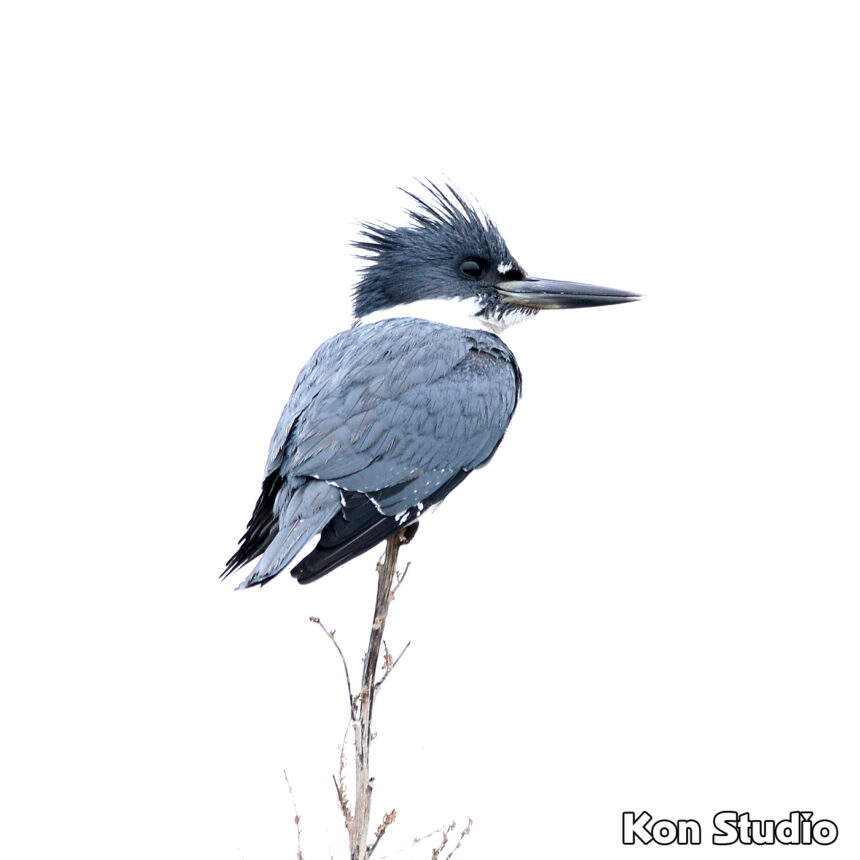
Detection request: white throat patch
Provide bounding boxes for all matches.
[356,297,535,335]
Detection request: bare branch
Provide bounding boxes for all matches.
[283,770,304,860]
[333,773,352,829]
[444,818,472,859]
[376,640,411,690]
[409,825,449,847]
[310,615,355,719]
[430,821,455,859]
[309,531,465,860]
[367,808,397,857]
[349,532,406,860]
[332,720,353,830]
[391,562,411,597]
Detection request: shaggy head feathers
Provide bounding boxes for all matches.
[351,181,517,318]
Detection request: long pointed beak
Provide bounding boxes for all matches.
[496,278,640,310]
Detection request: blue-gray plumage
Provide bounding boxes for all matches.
[223,182,638,587]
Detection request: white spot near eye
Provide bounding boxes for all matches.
[497,261,514,274]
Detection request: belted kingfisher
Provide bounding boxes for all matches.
[223,182,638,588]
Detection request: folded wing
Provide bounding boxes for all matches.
[223,318,521,587]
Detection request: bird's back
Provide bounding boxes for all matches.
[224,318,521,587]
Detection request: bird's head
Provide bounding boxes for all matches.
[352,181,639,332]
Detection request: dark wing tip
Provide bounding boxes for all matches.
[220,471,282,582]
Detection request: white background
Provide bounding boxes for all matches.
[2,1,858,858]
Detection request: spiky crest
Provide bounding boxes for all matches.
[351,181,512,318]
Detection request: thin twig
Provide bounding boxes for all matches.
[333,774,351,826]
[410,825,451,847]
[391,562,411,597]
[377,818,472,859]
[376,640,411,690]
[375,823,452,859]
[367,809,397,857]
[444,818,472,859]
[333,721,352,829]
[430,821,455,860]
[283,770,304,860]
[310,616,355,719]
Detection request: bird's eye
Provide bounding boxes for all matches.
[459,258,485,278]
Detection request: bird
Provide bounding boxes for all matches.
[223,182,638,588]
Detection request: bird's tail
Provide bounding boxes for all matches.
[233,481,340,589]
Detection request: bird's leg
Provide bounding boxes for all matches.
[350,530,408,860]
[399,521,419,544]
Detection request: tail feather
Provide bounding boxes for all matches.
[222,470,283,579]
[235,481,340,589]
